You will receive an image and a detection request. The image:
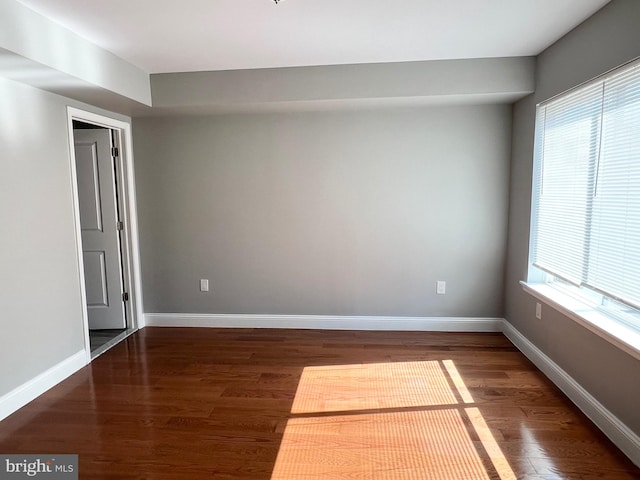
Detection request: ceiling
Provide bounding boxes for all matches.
[16,0,610,74]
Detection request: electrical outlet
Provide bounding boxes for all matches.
[535,302,542,319]
[200,279,209,292]
[436,281,446,295]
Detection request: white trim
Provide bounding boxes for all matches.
[66,107,145,363]
[145,313,639,465]
[0,351,86,422]
[2,313,637,467]
[66,111,91,363]
[521,282,640,361]
[144,313,504,331]
[117,119,145,329]
[502,320,640,467]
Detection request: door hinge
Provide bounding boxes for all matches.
[112,147,119,157]
[117,221,124,231]
[122,292,129,302]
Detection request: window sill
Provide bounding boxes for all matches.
[520,281,640,361]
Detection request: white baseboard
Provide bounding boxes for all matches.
[502,321,640,467]
[0,350,86,422]
[3,315,637,468]
[144,313,505,332]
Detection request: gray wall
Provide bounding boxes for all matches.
[134,104,512,317]
[151,57,535,112]
[0,75,131,397]
[0,76,84,396]
[505,0,640,435]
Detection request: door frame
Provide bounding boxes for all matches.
[66,106,144,362]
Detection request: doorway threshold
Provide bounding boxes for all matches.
[90,328,137,360]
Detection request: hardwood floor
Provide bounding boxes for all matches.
[0,328,637,479]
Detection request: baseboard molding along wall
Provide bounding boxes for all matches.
[0,350,86,422]
[1,315,638,468]
[502,321,640,468]
[144,313,504,331]
[146,312,640,467]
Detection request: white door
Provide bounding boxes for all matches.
[74,128,126,330]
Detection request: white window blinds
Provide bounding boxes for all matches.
[532,61,640,309]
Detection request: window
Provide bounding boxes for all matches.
[530,59,640,339]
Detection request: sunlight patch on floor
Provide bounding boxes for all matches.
[273,360,517,480]
[291,361,457,414]
[272,409,490,480]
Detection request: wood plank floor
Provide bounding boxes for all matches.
[0,328,638,479]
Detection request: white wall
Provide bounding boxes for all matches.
[134,105,512,319]
[0,0,151,107]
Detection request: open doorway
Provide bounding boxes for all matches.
[67,108,143,360]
